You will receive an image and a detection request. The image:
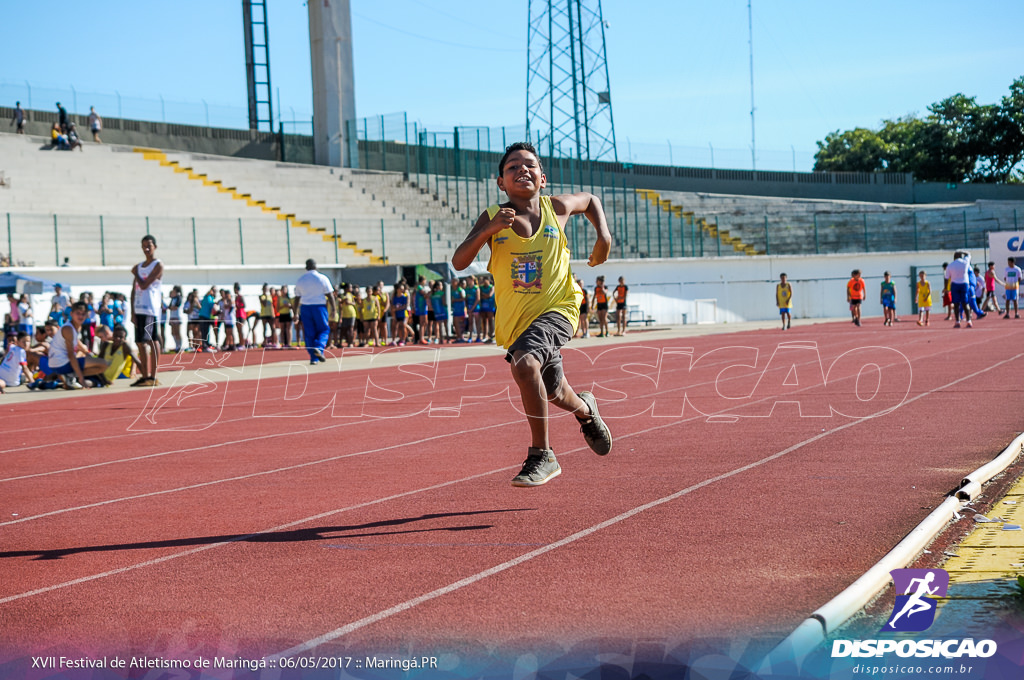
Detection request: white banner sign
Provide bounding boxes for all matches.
[988,231,1024,270]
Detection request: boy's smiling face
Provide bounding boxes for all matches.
[498,149,546,197]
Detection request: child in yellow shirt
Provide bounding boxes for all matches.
[916,270,932,326]
[451,142,613,487]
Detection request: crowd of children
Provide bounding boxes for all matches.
[0,307,140,391]
[330,275,497,348]
[1,268,640,392]
[6,252,1019,391]
[772,252,1024,331]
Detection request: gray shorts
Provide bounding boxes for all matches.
[505,311,574,396]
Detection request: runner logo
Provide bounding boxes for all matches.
[885,568,948,632]
[832,568,996,659]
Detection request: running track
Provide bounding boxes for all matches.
[2,319,1023,677]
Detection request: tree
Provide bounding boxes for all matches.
[813,77,1024,183]
[922,94,982,182]
[985,76,1024,182]
[878,117,932,176]
[813,128,890,172]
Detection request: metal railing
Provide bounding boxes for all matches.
[1,212,455,268]
[4,204,1020,270]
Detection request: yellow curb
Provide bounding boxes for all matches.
[942,491,1024,586]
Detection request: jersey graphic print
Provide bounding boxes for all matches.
[512,253,543,290]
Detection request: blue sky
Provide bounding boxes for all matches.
[1,0,1021,171]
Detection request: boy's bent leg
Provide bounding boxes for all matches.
[509,353,561,486]
[548,376,586,414]
[576,389,613,455]
[547,379,612,455]
[507,312,577,451]
[509,350,552,450]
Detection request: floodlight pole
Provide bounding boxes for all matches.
[748,0,756,171]
[308,0,357,167]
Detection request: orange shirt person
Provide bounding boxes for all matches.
[847,269,866,327]
[613,276,629,336]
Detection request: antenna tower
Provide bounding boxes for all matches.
[242,0,274,132]
[526,0,617,162]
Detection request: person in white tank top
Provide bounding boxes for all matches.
[47,301,109,389]
[130,235,164,387]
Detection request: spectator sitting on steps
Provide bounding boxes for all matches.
[66,122,84,151]
[51,122,69,149]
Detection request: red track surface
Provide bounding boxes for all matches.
[3,319,1024,672]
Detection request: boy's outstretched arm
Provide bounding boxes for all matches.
[452,207,515,271]
[552,193,612,266]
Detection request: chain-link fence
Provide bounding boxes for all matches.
[4,203,1020,270]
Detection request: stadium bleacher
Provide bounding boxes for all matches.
[3,129,1023,272]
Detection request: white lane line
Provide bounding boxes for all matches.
[3,330,947,481]
[0,420,518,527]
[268,349,1024,657]
[0,367,484,458]
[0,466,515,606]
[0,333,977,522]
[0,339,883,518]
[269,430,846,659]
[3,350,1019,615]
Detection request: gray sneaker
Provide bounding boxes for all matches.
[577,391,612,455]
[511,448,562,487]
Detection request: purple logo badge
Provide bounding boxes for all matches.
[885,568,949,632]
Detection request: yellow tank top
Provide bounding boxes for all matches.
[487,196,583,348]
[917,280,932,307]
[101,344,132,384]
[260,294,274,316]
[341,293,357,319]
[776,283,792,308]
[361,296,379,321]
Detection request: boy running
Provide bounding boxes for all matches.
[451,142,613,487]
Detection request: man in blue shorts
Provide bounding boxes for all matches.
[295,259,337,364]
[945,251,972,328]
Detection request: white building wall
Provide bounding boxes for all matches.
[578,249,955,324]
[19,249,960,332]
